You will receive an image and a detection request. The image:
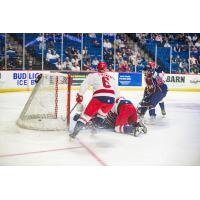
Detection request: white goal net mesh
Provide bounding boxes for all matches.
[16,73,71,131]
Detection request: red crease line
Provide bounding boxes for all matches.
[0,146,82,158]
[77,138,107,166]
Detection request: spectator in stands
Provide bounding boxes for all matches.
[65,47,72,58]
[117,56,124,66]
[155,34,162,43]
[189,55,197,66]
[175,55,182,64]
[52,50,60,59]
[105,50,113,66]
[129,52,137,68]
[88,33,96,38]
[46,49,59,62]
[186,34,192,44]
[71,62,80,71]
[190,65,199,74]
[92,57,99,68]
[71,47,77,56]
[191,45,198,53]
[55,58,65,70]
[174,44,181,52]
[92,39,100,47]
[28,59,33,70]
[168,34,174,42]
[164,41,171,48]
[103,39,112,49]
[6,43,16,55]
[195,39,200,48]
[121,48,128,59]
[82,46,88,58]
[103,39,107,48]
[180,45,188,52]
[192,34,198,43]
[138,56,147,67]
[64,57,73,70]
[16,57,22,69]
[36,33,44,42]
[71,55,79,65]
[46,49,52,61]
[178,60,188,74]
[115,51,121,62]
[118,61,130,72]
[125,48,132,57]
[170,56,176,64]
[37,34,46,50]
[83,60,92,71]
[177,33,185,42]
[77,50,82,61]
[108,65,114,72]
[119,40,125,48]
[115,35,122,48]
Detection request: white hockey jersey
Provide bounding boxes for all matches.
[79,72,119,98]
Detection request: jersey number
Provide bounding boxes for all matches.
[102,77,111,88]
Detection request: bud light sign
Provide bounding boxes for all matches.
[13,72,40,86]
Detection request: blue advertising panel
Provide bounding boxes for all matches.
[118,73,142,86]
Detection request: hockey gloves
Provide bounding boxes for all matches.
[76,93,83,104]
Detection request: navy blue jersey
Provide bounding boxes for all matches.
[155,66,164,74]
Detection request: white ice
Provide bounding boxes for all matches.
[0,90,200,165]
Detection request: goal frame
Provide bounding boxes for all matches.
[16,72,72,131]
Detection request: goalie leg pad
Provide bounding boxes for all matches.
[115,125,134,134]
[93,114,106,128]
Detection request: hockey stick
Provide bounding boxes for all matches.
[70,103,78,114]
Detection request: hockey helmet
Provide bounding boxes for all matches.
[148,61,156,68]
[97,62,107,71]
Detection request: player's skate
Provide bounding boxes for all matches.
[87,121,97,134]
[161,109,166,117]
[133,121,147,137]
[69,121,85,139]
[150,114,156,121]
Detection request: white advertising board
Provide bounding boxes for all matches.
[165,74,200,91]
[0,71,200,92]
[0,71,41,92]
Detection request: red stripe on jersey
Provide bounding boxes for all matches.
[93,89,115,95]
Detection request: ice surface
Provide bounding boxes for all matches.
[0,90,200,165]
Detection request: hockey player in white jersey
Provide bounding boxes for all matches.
[69,61,119,139]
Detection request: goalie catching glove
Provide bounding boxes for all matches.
[35,74,42,84]
[76,93,83,104]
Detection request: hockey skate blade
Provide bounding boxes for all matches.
[68,131,77,142]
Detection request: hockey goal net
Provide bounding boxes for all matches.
[16,72,71,131]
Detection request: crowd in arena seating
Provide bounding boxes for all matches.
[135,33,200,74]
[1,33,200,74]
